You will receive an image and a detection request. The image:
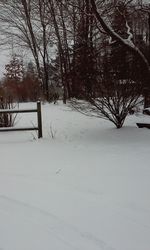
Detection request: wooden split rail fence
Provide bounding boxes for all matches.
[0,101,42,138]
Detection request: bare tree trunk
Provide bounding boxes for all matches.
[57,0,72,98]
[20,0,42,82]
[47,0,69,103]
[38,0,50,100]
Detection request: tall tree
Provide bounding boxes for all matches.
[89,0,150,107]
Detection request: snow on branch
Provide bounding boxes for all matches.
[125,20,133,43]
[90,0,150,73]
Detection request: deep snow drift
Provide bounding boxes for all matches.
[0,102,150,250]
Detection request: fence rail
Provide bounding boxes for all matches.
[0,101,42,138]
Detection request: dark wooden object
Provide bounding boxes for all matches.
[37,101,42,138]
[143,109,150,116]
[0,101,42,138]
[136,123,150,129]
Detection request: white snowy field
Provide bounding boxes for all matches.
[0,102,150,250]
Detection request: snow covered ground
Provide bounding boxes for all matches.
[0,102,150,250]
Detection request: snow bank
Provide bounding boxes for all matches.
[0,102,150,250]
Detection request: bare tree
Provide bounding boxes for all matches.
[0,0,53,100]
[71,65,143,128]
[69,0,146,128]
[89,0,150,107]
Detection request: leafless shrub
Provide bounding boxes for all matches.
[0,96,17,127]
[70,78,143,128]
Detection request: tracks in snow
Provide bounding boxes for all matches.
[0,195,115,250]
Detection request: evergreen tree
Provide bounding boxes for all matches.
[4,54,23,82]
[3,54,24,101]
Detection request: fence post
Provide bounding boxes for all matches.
[37,101,42,138]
